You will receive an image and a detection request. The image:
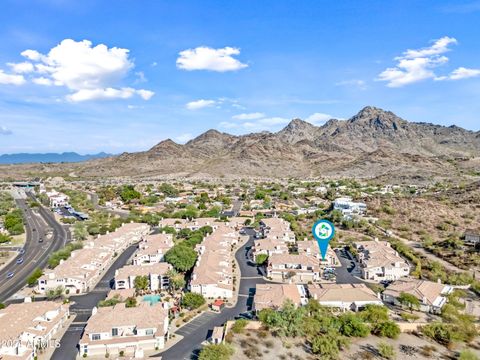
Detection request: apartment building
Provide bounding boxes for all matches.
[190,224,239,299]
[307,283,383,311]
[260,217,296,243]
[383,278,453,313]
[46,190,69,208]
[253,283,308,311]
[297,240,340,266]
[132,233,174,265]
[267,253,320,283]
[0,301,70,360]
[37,223,150,294]
[355,240,410,281]
[158,217,219,231]
[114,263,172,291]
[333,197,367,219]
[79,302,169,358]
[252,238,289,262]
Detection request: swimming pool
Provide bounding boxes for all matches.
[143,294,161,305]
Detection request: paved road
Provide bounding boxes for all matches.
[158,228,266,360]
[0,195,69,303]
[334,248,364,284]
[51,244,139,360]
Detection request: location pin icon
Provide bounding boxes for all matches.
[312,219,335,260]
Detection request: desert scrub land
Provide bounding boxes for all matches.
[368,194,480,270]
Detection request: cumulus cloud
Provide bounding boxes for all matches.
[219,116,289,132]
[0,70,25,85]
[0,126,12,135]
[305,113,333,125]
[232,112,265,120]
[176,46,248,72]
[436,67,480,81]
[186,99,216,110]
[1,39,154,102]
[377,36,480,87]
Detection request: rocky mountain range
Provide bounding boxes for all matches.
[1,106,479,182]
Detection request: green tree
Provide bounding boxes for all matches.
[311,330,348,360]
[133,275,149,292]
[0,233,12,244]
[198,343,233,360]
[373,321,401,339]
[255,254,268,265]
[166,269,186,292]
[27,268,43,286]
[164,245,198,272]
[397,292,421,312]
[119,185,141,203]
[125,296,137,308]
[338,313,370,337]
[360,304,389,323]
[181,292,205,310]
[73,222,88,240]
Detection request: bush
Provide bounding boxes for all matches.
[231,319,248,334]
[458,349,479,360]
[378,342,396,359]
[199,343,234,360]
[372,321,400,339]
[27,268,43,287]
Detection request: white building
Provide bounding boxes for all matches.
[333,197,367,219]
[355,240,410,281]
[0,301,70,360]
[308,283,383,311]
[79,302,169,358]
[114,263,172,291]
[132,233,174,265]
[267,254,320,283]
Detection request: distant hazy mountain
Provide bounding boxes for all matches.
[1,106,479,183]
[0,152,112,164]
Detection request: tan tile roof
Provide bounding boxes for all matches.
[307,283,380,303]
[0,301,69,342]
[254,284,302,310]
[82,302,168,335]
[383,278,450,305]
[116,263,172,279]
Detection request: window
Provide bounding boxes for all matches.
[91,334,101,341]
[112,328,118,336]
[145,329,154,335]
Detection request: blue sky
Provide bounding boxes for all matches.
[0,0,479,154]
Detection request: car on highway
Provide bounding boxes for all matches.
[16,258,24,264]
[18,248,25,255]
[6,272,14,279]
[39,237,43,243]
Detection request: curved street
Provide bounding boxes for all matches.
[158,228,266,360]
[0,193,69,303]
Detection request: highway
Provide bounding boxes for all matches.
[0,192,69,303]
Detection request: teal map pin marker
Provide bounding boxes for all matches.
[312,219,335,260]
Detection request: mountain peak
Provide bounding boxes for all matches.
[348,106,406,130]
[277,118,319,143]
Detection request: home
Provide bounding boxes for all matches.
[297,240,340,266]
[132,233,174,265]
[114,263,172,291]
[260,217,296,243]
[267,253,320,283]
[333,197,367,219]
[37,223,150,294]
[46,190,69,208]
[190,224,239,299]
[383,278,453,313]
[0,300,70,360]
[355,240,410,281]
[79,302,169,358]
[253,283,308,311]
[252,238,289,262]
[307,283,383,311]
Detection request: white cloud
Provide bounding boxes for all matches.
[32,77,53,86]
[176,46,248,72]
[0,126,12,135]
[377,36,463,87]
[186,99,216,110]
[0,39,154,102]
[305,113,333,125]
[0,70,26,85]
[219,116,289,132]
[232,112,265,120]
[7,61,34,73]
[175,133,194,143]
[436,67,480,80]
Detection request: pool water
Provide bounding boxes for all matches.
[143,294,161,305]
